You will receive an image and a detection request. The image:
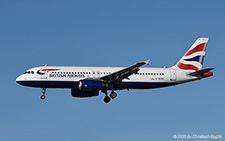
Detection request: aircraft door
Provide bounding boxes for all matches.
[170,69,176,81]
[40,65,48,79]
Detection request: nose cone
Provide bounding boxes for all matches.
[16,75,26,85]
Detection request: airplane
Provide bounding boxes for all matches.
[16,38,214,103]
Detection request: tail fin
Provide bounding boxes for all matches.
[171,38,209,72]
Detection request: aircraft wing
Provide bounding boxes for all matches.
[100,59,150,83]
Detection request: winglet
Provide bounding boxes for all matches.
[145,59,150,65]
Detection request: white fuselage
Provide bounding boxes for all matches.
[16,66,196,89]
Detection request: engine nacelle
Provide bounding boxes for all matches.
[71,87,99,97]
[79,79,108,91]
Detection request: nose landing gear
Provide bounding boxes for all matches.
[40,88,46,100]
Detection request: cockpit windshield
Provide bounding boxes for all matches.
[24,71,34,74]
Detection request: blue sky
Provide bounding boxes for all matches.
[0,0,224,140]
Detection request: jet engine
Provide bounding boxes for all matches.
[79,79,108,91]
[71,87,99,97]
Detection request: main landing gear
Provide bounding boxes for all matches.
[40,88,46,100]
[110,91,117,99]
[103,90,117,103]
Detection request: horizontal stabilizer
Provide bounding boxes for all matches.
[188,68,214,76]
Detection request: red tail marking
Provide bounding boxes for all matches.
[184,43,207,57]
[201,72,213,77]
[177,62,200,71]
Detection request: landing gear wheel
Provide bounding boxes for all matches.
[104,96,111,103]
[41,88,46,100]
[110,91,117,99]
[40,95,45,100]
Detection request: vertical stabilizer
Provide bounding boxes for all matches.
[171,38,209,72]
